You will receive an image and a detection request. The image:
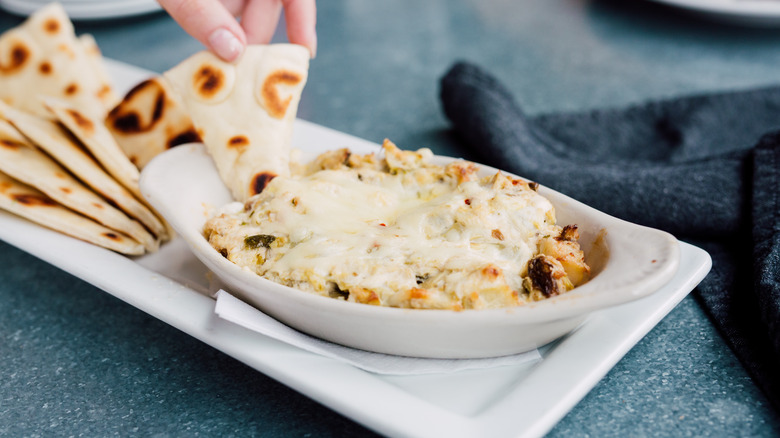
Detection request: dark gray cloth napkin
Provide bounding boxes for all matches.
[440,62,780,410]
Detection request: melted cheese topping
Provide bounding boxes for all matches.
[204,141,588,310]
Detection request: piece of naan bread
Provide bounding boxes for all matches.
[0,171,144,255]
[105,76,200,169]
[0,3,115,119]
[164,44,309,201]
[0,119,158,251]
[0,101,168,240]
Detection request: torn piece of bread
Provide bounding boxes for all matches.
[164,44,309,201]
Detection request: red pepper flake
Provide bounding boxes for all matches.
[464,199,471,205]
[379,223,386,227]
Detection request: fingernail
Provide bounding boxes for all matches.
[208,28,244,62]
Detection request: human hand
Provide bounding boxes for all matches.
[158,0,317,62]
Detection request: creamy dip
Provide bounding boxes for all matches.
[204,140,589,310]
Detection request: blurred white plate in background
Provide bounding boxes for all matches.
[647,0,780,26]
[0,0,162,20]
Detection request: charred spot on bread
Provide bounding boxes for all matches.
[193,64,225,99]
[109,112,141,133]
[12,193,57,207]
[38,61,52,75]
[151,91,165,124]
[0,139,23,149]
[261,70,302,119]
[1,42,30,74]
[96,84,112,100]
[250,171,277,196]
[65,109,94,135]
[228,135,249,149]
[107,81,167,134]
[56,43,75,59]
[64,83,79,96]
[102,232,121,241]
[117,78,155,104]
[43,18,60,34]
[167,129,200,149]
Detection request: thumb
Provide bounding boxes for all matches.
[159,0,247,62]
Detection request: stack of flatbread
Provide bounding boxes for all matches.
[0,3,167,255]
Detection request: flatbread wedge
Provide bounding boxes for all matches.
[45,97,143,199]
[0,171,144,255]
[105,76,200,169]
[0,119,158,252]
[164,44,309,201]
[0,3,115,119]
[78,33,120,111]
[0,101,168,240]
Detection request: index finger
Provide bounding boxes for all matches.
[159,0,248,61]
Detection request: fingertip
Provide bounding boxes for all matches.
[159,0,246,61]
[304,33,317,59]
[283,0,317,58]
[208,28,245,62]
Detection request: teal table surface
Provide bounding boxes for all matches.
[1,1,780,436]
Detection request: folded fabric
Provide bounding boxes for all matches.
[440,62,780,410]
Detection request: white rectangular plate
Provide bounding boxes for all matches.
[0,59,712,438]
